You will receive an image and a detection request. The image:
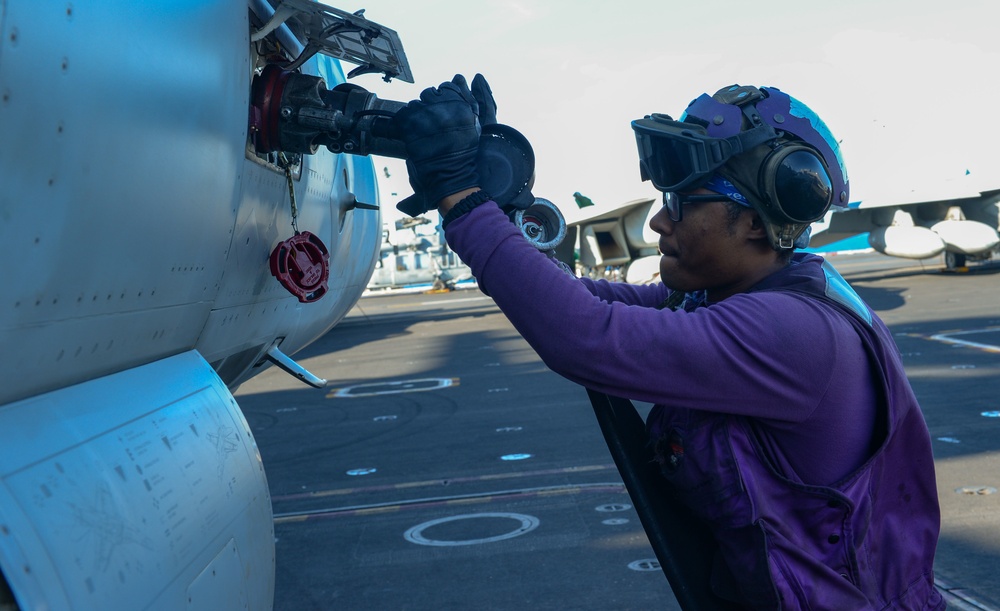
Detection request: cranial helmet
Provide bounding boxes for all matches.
[631,84,849,249]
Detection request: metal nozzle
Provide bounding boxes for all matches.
[513,198,566,251]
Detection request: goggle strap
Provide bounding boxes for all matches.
[698,124,775,180]
[723,122,777,157]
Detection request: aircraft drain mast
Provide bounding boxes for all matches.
[249,65,568,280]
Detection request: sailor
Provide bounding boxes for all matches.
[393,76,944,610]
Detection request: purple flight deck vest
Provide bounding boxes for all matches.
[649,261,943,610]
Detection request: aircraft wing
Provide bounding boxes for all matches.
[809,186,1000,268]
[564,181,1000,279]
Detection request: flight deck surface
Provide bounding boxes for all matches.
[237,253,1000,610]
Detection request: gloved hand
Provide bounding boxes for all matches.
[394,75,481,214]
[471,73,497,126]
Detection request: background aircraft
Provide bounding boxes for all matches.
[809,183,1000,269]
[566,181,1000,285]
[563,197,661,285]
[367,216,475,292]
[0,1,412,609]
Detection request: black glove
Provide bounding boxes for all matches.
[394,75,481,214]
[471,73,497,126]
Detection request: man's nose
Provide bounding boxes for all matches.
[649,205,673,235]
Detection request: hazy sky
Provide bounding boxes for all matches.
[347,0,1000,223]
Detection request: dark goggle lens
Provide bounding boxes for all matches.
[636,133,700,191]
[632,117,719,193]
[771,149,833,223]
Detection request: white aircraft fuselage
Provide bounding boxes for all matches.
[0,1,397,608]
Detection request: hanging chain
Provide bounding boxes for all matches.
[278,152,300,235]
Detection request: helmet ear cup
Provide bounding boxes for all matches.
[758,144,833,224]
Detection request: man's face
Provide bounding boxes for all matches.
[649,188,753,301]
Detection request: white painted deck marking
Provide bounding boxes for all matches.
[404,513,539,547]
[327,378,458,398]
[628,559,661,572]
[500,454,532,461]
[928,327,1000,353]
[595,503,632,513]
[346,468,377,476]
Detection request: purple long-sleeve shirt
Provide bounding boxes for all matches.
[445,201,943,609]
[446,203,875,485]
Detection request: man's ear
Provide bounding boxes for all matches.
[746,211,770,240]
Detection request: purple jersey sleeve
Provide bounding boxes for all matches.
[445,203,865,424]
[579,276,670,307]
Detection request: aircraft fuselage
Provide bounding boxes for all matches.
[0,1,386,608]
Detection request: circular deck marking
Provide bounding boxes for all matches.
[495,426,523,433]
[500,453,532,461]
[326,378,457,398]
[373,415,398,422]
[628,559,661,572]
[596,503,632,513]
[981,411,1000,418]
[602,518,629,526]
[404,512,540,547]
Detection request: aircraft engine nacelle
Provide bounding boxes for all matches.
[868,226,945,259]
[579,221,631,267]
[622,200,659,250]
[962,198,1000,232]
[0,352,274,611]
[930,219,1000,255]
[576,198,658,269]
